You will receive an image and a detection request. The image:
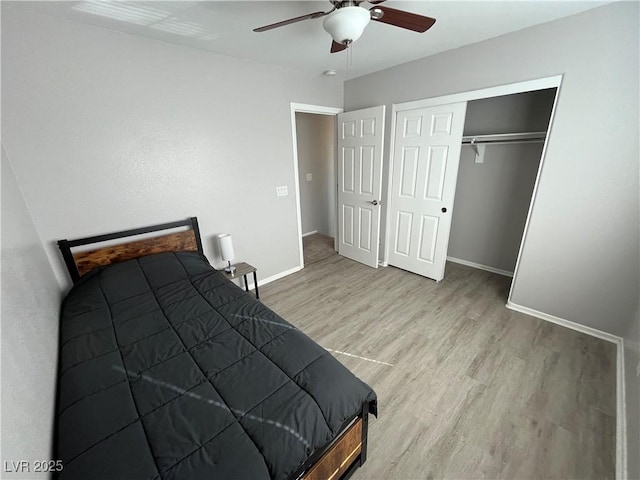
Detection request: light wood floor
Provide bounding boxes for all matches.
[260,253,616,480]
[303,233,335,266]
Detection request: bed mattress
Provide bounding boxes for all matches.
[55,251,377,479]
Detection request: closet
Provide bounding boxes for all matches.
[447,88,557,277]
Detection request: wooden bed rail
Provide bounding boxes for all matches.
[57,217,203,283]
[291,401,370,480]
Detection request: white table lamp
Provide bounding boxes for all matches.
[217,233,236,274]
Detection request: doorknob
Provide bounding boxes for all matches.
[368,200,380,206]
[441,207,447,213]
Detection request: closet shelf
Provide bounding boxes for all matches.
[461,131,547,145]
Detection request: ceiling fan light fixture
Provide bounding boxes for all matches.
[322,6,370,45]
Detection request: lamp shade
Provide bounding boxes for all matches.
[217,234,235,262]
[322,6,370,45]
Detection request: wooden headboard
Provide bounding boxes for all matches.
[57,217,203,284]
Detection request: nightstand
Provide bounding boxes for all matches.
[225,262,259,299]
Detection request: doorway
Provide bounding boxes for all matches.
[290,104,342,268]
[295,112,337,265]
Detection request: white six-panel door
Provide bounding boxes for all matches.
[387,102,467,281]
[337,106,385,268]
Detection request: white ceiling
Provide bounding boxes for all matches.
[7,1,613,79]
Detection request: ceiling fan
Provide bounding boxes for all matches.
[253,1,436,53]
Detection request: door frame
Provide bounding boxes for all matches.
[290,103,343,269]
[385,75,563,297]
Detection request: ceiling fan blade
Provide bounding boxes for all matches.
[253,11,328,32]
[368,0,387,4]
[330,40,348,53]
[370,6,436,33]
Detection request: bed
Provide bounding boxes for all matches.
[55,217,377,480]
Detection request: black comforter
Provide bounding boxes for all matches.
[55,251,376,479]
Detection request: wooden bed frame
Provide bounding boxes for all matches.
[56,217,370,480]
[296,402,369,480]
[57,217,204,283]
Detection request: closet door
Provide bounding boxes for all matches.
[388,102,467,281]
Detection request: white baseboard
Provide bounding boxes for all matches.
[505,301,621,344]
[447,256,513,277]
[301,230,318,238]
[237,265,302,292]
[617,338,628,480]
[259,265,302,286]
[505,301,626,479]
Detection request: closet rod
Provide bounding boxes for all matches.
[461,131,547,145]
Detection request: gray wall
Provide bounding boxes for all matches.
[344,1,639,337]
[344,4,639,474]
[448,144,543,273]
[463,89,556,136]
[448,90,555,273]
[1,6,343,290]
[1,146,61,477]
[295,113,337,238]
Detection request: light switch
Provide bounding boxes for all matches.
[276,186,288,197]
[306,173,313,182]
